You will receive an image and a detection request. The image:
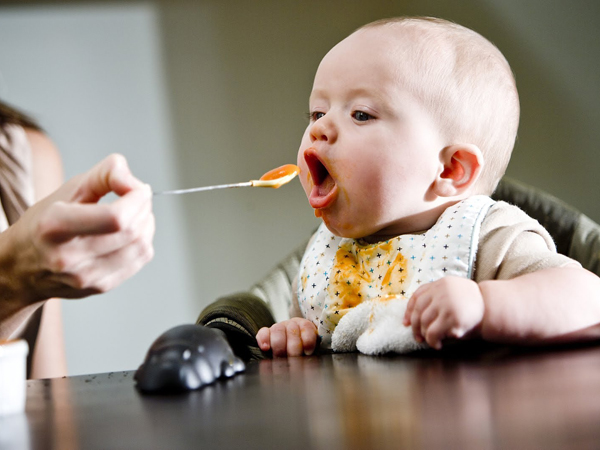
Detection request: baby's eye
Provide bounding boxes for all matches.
[307,111,325,122]
[352,111,373,122]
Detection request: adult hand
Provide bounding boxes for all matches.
[2,153,155,305]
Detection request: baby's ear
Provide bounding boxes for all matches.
[433,144,483,197]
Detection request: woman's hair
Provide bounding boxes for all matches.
[0,99,42,132]
[358,17,520,194]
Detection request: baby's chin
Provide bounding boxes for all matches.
[319,213,376,240]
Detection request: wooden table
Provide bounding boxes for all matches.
[4,343,600,449]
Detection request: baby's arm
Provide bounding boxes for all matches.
[404,265,600,348]
[478,265,600,343]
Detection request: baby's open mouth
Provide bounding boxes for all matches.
[304,148,338,209]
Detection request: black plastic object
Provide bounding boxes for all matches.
[135,324,245,393]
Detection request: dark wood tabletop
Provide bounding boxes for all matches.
[5,343,600,449]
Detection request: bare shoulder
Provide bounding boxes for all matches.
[24,128,62,169]
[24,128,64,200]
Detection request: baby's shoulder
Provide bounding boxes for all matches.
[479,199,557,254]
[482,200,539,229]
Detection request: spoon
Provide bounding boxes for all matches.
[154,164,299,196]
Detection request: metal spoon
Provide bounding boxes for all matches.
[154,164,299,196]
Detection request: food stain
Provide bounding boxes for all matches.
[325,240,410,326]
[306,170,313,186]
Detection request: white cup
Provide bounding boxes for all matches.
[0,339,29,416]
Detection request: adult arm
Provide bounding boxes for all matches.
[27,129,67,378]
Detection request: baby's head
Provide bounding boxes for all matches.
[362,17,519,193]
[298,17,520,240]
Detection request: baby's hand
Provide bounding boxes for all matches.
[403,277,484,349]
[256,318,318,357]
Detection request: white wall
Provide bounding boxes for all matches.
[0,0,598,376]
[0,3,194,375]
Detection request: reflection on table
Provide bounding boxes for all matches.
[3,343,600,449]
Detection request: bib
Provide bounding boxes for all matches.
[297,195,495,349]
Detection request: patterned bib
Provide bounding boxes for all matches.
[297,195,495,348]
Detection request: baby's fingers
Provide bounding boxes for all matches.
[403,295,416,326]
[256,327,271,352]
[285,321,304,357]
[418,305,439,346]
[269,323,288,357]
[423,317,447,350]
[403,284,431,326]
[298,320,319,356]
[407,291,433,343]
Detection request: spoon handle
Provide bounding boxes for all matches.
[154,181,253,196]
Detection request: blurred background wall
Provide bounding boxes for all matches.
[0,0,598,376]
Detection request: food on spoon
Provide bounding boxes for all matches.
[251,164,300,188]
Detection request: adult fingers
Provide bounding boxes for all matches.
[40,184,152,244]
[39,202,119,243]
[90,184,154,254]
[75,154,146,203]
[84,220,155,290]
[63,188,154,255]
[44,223,154,296]
[94,197,154,256]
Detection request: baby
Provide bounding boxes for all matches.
[256,17,600,357]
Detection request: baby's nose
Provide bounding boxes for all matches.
[310,115,337,143]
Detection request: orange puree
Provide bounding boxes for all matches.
[259,164,299,181]
[324,240,411,325]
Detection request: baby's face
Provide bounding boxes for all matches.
[298,27,447,241]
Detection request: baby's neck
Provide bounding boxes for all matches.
[357,229,426,245]
[357,199,463,244]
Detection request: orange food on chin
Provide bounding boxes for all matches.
[259,164,299,181]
